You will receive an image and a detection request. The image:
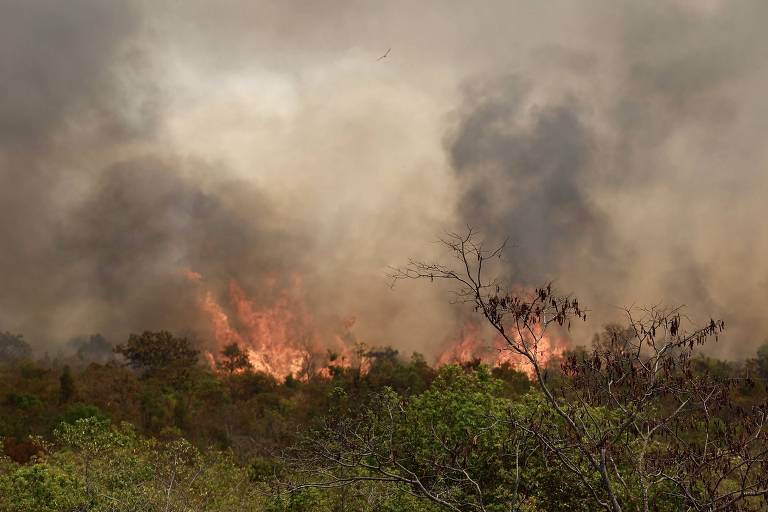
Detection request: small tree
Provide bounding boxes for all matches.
[75,334,113,363]
[114,331,199,379]
[754,341,768,380]
[216,343,253,375]
[59,365,76,404]
[0,332,31,362]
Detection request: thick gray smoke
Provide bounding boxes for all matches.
[445,2,768,353]
[1,0,767,358]
[0,0,145,344]
[0,1,306,348]
[447,76,615,283]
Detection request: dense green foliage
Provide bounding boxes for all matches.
[2,331,768,511]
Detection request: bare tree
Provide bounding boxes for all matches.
[274,229,768,511]
[387,229,767,512]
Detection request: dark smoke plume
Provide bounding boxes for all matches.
[444,1,768,353]
[2,0,767,359]
[447,76,616,284]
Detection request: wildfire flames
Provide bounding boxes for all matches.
[187,269,564,380]
[187,271,357,379]
[436,320,564,378]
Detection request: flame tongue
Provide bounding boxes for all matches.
[191,272,357,380]
[189,268,564,381]
[436,320,563,378]
[228,279,312,377]
[193,274,317,379]
[437,322,484,366]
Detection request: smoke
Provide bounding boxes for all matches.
[447,76,613,283]
[445,1,768,353]
[0,0,145,343]
[0,0,294,347]
[1,0,767,358]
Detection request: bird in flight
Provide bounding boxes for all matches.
[377,48,391,61]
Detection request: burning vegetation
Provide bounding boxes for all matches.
[436,320,565,379]
[187,269,568,381]
[3,230,768,511]
[188,273,361,380]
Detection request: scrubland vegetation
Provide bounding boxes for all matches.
[4,235,768,511]
[2,327,768,511]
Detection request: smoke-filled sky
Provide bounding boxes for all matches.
[2,0,767,357]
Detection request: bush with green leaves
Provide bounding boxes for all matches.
[0,417,265,512]
[282,365,616,511]
[0,461,85,512]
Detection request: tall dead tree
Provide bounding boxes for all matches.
[389,229,768,512]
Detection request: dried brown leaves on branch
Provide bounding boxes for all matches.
[390,229,586,374]
[391,229,768,511]
[282,229,768,512]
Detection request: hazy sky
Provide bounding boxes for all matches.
[1,0,767,357]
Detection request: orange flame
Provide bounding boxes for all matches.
[187,269,563,381]
[436,320,564,379]
[190,271,356,379]
[184,268,203,282]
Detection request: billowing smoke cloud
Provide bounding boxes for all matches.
[0,0,303,348]
[0,0,145,343]
[2,0,767,358]
[447,76,614,283]
[445,1,768,353]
